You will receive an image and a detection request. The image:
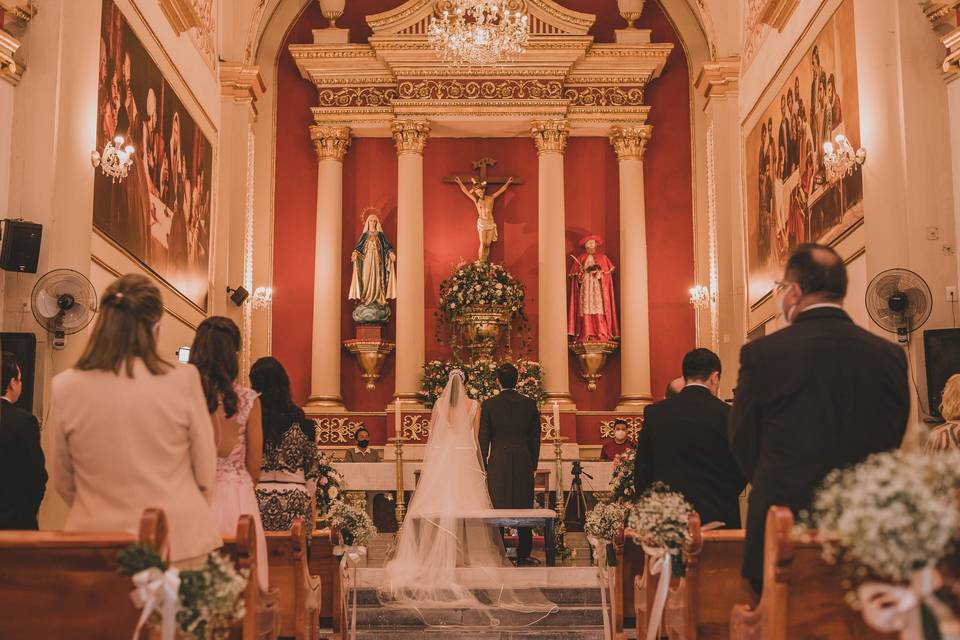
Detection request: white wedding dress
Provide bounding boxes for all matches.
[379,370,556,626]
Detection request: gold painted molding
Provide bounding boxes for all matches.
[391,119,431,155]
[531,119,569,155]
[158,0,200,34]
[309,124,352,161]
[609,125,652,161]
[220,62,266,117]
[0,29,22,86]
[758,0,800,32]
[694,56,740,106]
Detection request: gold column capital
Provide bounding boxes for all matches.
[610,125,653,161]
[531,119,569,156]
[310,124,351,162]
[391,120,431,156]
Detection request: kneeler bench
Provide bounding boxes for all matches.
[411,508,558,566]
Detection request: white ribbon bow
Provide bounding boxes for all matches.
[130,566,181,640]
[642,545,677,640]
[587,536,615,640]
[335,545,368,640]
[857,566,957,640]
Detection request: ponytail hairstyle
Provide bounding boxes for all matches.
[249,356,314,447]
[75,274,171,377]
[189,316,241,417]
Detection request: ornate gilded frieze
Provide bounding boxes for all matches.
[309,125,352,161]
[317,86,399,108]
[564,86,645,107]
[391,120,431,155]
[397,79,565,101]
[401,414,431,441]
[609,125,652,161]
[531,119,569,155]
[315,417,364,444]
[540,414,560,441]
[599,416,642,442]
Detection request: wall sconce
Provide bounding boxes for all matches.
[822,134,866,183]
[251,286,272,310]
[91,136,135,182]
[689,284,710,309]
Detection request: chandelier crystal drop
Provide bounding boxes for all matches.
[427,0,530,67]
[822,134,866,183]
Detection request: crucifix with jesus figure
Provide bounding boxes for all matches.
[443,157,523,262]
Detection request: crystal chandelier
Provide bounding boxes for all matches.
[822,134,866,183]
[90,136,135,182]
[689,284,711,309]
[427,0,529,67]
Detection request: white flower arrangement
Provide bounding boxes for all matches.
[609,449,637,502]
[585,501,628,543]
[806,450,960,586]
[327,500,377,547]
[627,482,694,551]
[315,450,343,516]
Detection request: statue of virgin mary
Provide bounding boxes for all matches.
[349,212,397,324]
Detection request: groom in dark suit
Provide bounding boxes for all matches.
[0,352,47,530]
[478,363,542,566]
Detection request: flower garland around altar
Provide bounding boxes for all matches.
[118,545,248,639]
[609,448,637,502]
[435,260,532,355]
[315,450,343,517]
[420,358,547,408]
[327,500,377,547]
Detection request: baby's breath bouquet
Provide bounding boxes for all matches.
[628,482,694,576]
[117,546,248,639]
[327,500,377,547]
[585,501,628,566]
[609,448,637,502]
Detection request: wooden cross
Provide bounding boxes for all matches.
[443,157,525,190]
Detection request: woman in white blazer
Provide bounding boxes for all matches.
[49,273,221,563]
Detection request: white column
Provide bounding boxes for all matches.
[391,120,430,404]
[305,125,351,412]
[531,120,573,407]
[610,125,654,408]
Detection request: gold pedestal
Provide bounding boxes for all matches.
[570,340,619,391]
[344,338,395,391]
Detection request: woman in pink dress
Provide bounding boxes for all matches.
[190,316,268,590]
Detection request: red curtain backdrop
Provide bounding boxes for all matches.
[273,0,695,428]
[422,138,540,362]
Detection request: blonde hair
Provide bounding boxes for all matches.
[75,273,171,377]
[940,373,960,421]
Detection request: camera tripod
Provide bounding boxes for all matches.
[563,460,592,530]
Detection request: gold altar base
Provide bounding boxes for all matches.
[570,340,619,391]
[456,305,512,364]
[344,338,395,390]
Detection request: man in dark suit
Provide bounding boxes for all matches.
[478,363,541,566]
[729,244,909,593]
[0,352,47,529]
[634,348,745,529]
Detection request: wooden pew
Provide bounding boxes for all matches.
[222,514,280,640]
[729,506,896,640]
[0,508,166,640]
[613,527,645,638]
[308,527,345,639]
[265,518,322,640]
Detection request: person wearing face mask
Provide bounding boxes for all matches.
[633,349,746,532]
[600,419,634,460]
[728,243,909,594]
[345,427,380,462]
[48,274,221,565]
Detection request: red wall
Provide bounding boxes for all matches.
[423,139,540,362]
[272,0,695,421]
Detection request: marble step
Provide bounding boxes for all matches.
[354,628,606,640]
[352,586,602,606]
[355,604,603,628]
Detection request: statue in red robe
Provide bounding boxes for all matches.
[568,235,619,343]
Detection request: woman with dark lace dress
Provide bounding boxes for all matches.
[250,357,320,538]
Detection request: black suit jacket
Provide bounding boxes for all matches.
[478,389,541,509]
[728,307,909,586]
[634,386,745,529]
[0,399,48,529]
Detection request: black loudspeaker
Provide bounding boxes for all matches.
[0,332,37,412]
[0,219,42,273]
[227,286,249,306]
[924,328,960,419]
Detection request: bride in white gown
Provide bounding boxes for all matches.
[379,370,556,625]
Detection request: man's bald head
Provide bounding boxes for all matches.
[784,243,847,303]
